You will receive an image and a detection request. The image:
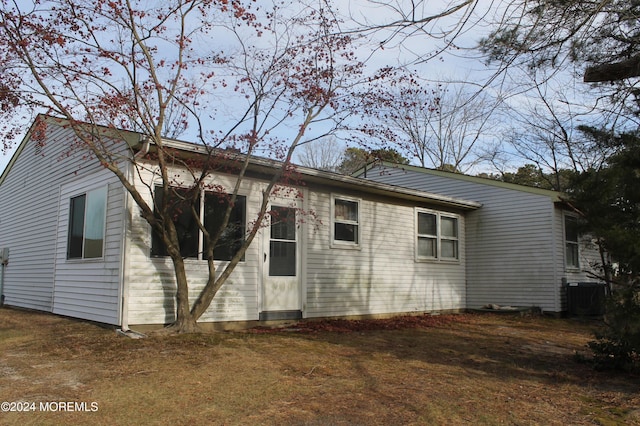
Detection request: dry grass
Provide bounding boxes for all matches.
[0,307,638,425]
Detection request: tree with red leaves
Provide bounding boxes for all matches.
[0,0,376,332]
[0,0,477,332]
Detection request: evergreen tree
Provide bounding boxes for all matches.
[569,128,640,370]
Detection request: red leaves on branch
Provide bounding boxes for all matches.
[0,83,19,113]
[31,116,49,146]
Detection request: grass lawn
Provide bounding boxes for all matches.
[0,307,638,425]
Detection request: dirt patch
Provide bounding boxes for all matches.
[0,307,638,425]
[248,313,462,333]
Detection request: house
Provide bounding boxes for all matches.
[0,117,482,328]
[356,162,601,314]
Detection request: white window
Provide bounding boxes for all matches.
[416,209,459,261]
[151,186,247,261]
[332,196,360,247]
[417,211,437,258]
[564,215,579,269]
[67,186,107,259]
[440,216,459,259]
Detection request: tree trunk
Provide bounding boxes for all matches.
[168,254,201,333]
[167,313,200,333]
[598,241,613,295]
[584,56,640,82]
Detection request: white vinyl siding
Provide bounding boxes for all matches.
[364,165,563,312]
[1,120,477,327]
[124,167,262,325]
[305,190,466,318]
[0,122,125,323]
[53,171,124,324]
[0,125,68,311]
[124,163,468,325]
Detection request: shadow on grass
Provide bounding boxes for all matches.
[266,314,637,395]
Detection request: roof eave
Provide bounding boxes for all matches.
[159,140,482,211]
[295,163,482,210]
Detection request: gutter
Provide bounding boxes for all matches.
[294,163,482,210]
[157,139,482,211]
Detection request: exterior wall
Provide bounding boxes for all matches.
[124,164,468,325]
[363,165,563,312]
[124,166,265,325]
[0,127,62,311]
[6,124,606,324]
[304,189,467,318]
[52,171,124,324]
[0,122,125,324]
[1,125,470,327]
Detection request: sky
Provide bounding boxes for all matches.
[0,0,580,176]
[0,0,504,174]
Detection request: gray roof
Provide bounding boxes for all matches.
[358,162,564,203]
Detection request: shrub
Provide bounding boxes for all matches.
[588,278,640,371]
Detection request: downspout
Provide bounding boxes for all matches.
[135,137,151,160]
[551,202,560,313]
[51,185,63,313]
[119,136,151,331]
[0,248,8,306]
[119,176,131,331]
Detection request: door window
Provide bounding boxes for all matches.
[269,206,296,276]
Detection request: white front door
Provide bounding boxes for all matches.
[261,204,301,315]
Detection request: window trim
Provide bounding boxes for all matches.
[66,186,108,261]
[330,194,361,249]
[415,208,460,263]
[563,213,580,270]
[150,186,248,262]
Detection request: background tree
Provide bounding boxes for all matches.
[296,142,410,175]
[480,0,640,121]
[345,0,485,66]
[497,82,614,190]
[337,147,409,175]
[296,137,344,172]
[568,128,640,370]
[357,76,500,172]
[0,0,390,332]
[477,164,577,191]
